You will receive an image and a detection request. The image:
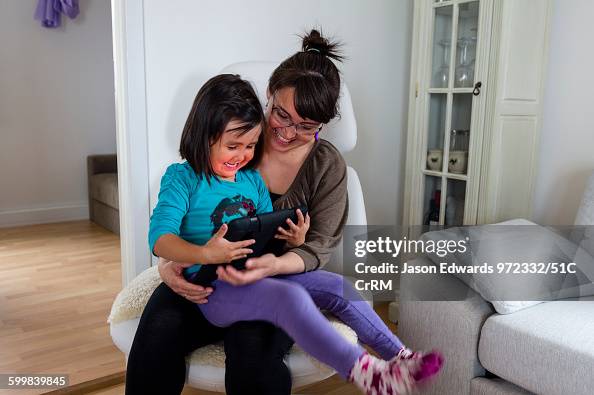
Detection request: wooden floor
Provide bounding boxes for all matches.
[0,221,125,395]
[0,220,398,394]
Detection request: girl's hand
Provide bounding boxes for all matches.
[202,224,255,264]
[158,258,213,304]
[275,209,310,248]
[216,253,279,286]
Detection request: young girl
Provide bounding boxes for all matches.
[149,74,442,395]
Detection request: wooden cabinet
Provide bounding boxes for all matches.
[402,0,553,229]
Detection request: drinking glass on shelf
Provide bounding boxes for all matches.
[449,129,470,174]
[450,129,469,151]
[455,37,476,88]
[434,39,450,88]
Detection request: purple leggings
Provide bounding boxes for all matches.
[198,270,404,378]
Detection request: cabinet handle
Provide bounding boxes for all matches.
[473,81,482,96]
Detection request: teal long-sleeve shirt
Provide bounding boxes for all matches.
[149,162,273,271]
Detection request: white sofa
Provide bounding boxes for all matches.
[398,172,594,395]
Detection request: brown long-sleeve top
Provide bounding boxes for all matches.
[272,139,349,272]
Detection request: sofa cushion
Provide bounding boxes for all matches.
[478,298,594,395]
[420,219,594,314]
[90,173,119,209]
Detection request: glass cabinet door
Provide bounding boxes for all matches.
[422,0,481,227]
[454,2,479,88]
[430,5,453,89]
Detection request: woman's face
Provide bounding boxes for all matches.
[210,119,261,181]
[265,87,321,153]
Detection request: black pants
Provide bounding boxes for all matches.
[125,283,294,395]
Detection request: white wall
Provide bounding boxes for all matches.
[533,0,594,225]
[0,0,116,227]
[143,0,412,226]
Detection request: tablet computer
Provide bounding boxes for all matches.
[183,205,307,286]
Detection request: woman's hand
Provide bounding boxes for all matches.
[216,253,279,286]
[202,224,255,264]
[158,258,213,304]
[275,209,310,248]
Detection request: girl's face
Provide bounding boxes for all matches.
[210,119,261,181]
[265,87,321,153]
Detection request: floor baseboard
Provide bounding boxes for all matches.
[0,203,88,228]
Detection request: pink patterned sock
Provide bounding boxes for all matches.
[349,352,414,395]
[410,352,443,382]
[395,347,414,360]
[349,350,444,395]
[392,347,444,381]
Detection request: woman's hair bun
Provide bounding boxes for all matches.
[301,29,344,62]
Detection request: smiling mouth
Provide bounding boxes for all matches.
[273,128,295,145]
[224,161,240,169]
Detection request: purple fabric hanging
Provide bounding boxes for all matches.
[34,0,79,28]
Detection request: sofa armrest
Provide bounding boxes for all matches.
[398,257,495,395]
[88,154,117,176]
[87,154,117,222]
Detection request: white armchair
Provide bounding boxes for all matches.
[110,61,367,392]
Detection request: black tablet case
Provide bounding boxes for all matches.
[184,206,307,286]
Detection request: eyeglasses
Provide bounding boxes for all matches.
[269,103,322,136]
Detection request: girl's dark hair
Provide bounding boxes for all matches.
[268,29,344,124]
[179,74,264,181]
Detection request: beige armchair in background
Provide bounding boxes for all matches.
[87,154,119,234]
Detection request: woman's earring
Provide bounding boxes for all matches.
[315,125,323,141]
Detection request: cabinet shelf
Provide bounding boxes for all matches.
[427,88,474,94]
[433,1,453,8]
[423,170,443,177]
[422,170,469,181]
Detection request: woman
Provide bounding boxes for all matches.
[125,29,398,395]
